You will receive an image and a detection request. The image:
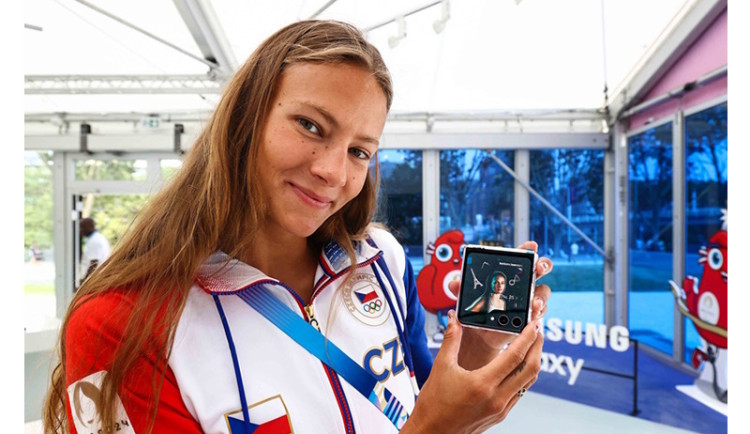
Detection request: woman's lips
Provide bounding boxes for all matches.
[289,183,333,209]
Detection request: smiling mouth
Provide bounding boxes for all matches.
[289,183,333,209]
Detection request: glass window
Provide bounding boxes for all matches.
[530,149,605,323]
[375,150,423,274]
[683,102,728,364]
[439,150,515,246]
[628,122,674,355]
[82,194,151,247]
[160,159,183,182]
[75,159,148,181]
[25,151,58,332]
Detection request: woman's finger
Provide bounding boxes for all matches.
[432,310,463,369]
[479,332,544,428]
[515,241,538,253]
[533,284,551,309]
[536,257,553,279]
[448,279,460,297]
[494,325,544,399]
[478,319,541,380]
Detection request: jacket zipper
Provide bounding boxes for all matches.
[280,251,384,434]
[296,297,355,433]
[304,304,321,332]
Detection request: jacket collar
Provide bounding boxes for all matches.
[196,238,381,294]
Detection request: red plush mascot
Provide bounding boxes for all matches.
[670,212,727,403]
[416,230,465,340]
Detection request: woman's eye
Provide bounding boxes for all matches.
[349,148,371,160]
[298,118,320,135]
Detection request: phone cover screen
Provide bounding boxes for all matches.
[457,247,535,333]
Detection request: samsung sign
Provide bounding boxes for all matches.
[539,317,630,385]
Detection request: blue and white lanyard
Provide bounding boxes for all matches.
[212,260,417,432]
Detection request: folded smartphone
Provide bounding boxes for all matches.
[456,245,537,335]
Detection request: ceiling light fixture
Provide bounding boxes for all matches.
[388,17,407,48]
[432,0,450,34]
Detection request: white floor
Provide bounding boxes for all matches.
[24,391,698,434]
[486,390,698,434]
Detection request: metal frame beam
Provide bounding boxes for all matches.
[422,149,441,338]
[612,121,629,327]
[172,0,238,74]
[513,150,529,246]
[26,131,608,152]
[608,0,726,122]
[603,144,616,328]
[73,0,218,70]
[53,152,69,319]
[382,132,608,150]
[25,108,605,123]
[486,152,612,263]
[672,110,686,362]
[25,75,223,95]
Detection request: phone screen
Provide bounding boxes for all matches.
[457,246,536,334]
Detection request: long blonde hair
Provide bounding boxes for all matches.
[43,20,392,434]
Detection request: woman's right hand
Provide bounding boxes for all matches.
[401,311,543,434]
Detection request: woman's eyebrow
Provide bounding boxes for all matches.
[298,101,380,146]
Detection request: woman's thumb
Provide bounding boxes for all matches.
[435,310,462,366]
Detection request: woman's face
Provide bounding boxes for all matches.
[256,62,388,239]
[492,276,506,295]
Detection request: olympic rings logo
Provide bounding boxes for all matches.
[362,299,383,313]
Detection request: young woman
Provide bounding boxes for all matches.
[467,271,508,313]
[44,20,552,434]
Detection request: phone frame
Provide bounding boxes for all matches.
[456,244,538,335]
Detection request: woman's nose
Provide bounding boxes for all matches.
[310,144,347,186]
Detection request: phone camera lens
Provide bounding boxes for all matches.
[511,317,523,328]
[498,314,509,326]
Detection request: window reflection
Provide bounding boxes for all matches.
[684,102,728,364]
[628,122,674,356]
[530,149,605,324]
[439,150,514,246]
[375,150,424,273]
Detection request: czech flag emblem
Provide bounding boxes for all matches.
[226,395,292,434]
[355,290,378,304]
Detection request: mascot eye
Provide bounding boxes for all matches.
[435,244,453,262]
[708,248,723,270]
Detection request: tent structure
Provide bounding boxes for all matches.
[25,0,690,112]
[23,0,729,427]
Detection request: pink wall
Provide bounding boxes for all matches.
[628,8,727,131]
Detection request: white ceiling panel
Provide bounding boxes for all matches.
[24,0,690,114]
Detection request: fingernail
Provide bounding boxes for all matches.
[534,320,542,333]
[535,296,545,309]
[448,309,456,323]
[541,261,549,270]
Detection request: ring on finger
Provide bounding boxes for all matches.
[516,387,527,398]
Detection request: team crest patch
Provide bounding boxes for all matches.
[225,395,294,433]
[343,273,390,326]
[67,370,135,434]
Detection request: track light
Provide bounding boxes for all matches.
[433,0,450,34]
[388,16,407,48]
